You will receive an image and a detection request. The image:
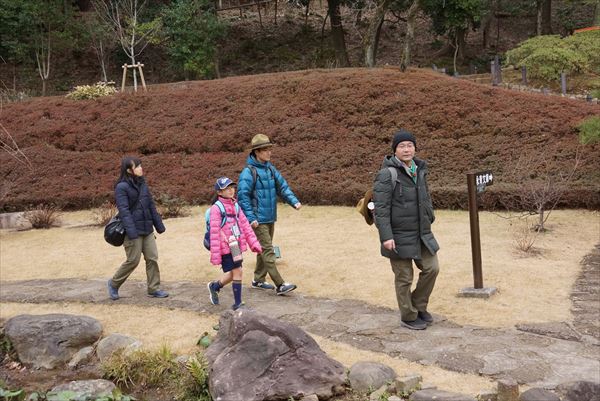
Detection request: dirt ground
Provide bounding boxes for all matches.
[2,207,598,327]
[1,68,599,211]
[1,207,598,397]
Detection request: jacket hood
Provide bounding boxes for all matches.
[381,155,427,170]
[246,155,273,169]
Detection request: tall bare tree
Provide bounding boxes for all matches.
[363,0,392,67]
[84,13,115,82]
[400,0,419,71]
[92,0,161,90]
[327,0,350,67]
[35,29,52,96]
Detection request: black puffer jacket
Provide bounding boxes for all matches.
[115,178,165,240]
[373,156,439,260]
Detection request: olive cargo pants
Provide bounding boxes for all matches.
[253,223,284,287]
[390,242,439,322]
[112,234,161,294]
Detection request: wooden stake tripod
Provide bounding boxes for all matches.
[121,63,147,92]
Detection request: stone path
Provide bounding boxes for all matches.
[2,257,599,390]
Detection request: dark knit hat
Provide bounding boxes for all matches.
[391,129,417,152]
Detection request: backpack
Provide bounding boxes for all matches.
[356,167,398,225]
[247,165,280,192]
[203,200,240,250]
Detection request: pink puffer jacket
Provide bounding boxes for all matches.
[209,196,262,265]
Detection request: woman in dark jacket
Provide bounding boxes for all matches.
[107,157,168,300]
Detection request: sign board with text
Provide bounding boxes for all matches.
[475,170,494,194]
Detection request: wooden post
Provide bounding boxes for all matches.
[521,66,527,85]
[121,64,128,92]
[274,0,277,25]
[495,55,502,84]
[137,63,147,91]
[561,72,567,95]
[467,173,483,289]
[490,60,496,85]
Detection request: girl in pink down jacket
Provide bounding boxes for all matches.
[207,177,262,310]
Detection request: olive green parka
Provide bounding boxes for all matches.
[373,155,439,260]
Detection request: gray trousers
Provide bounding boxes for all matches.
[112,234,161,294]
[253,223,284,287]
[390,242,439,321]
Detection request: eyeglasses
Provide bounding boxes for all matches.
[397,143,415,149]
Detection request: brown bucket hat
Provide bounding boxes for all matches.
[249,134,274,151]
[356,188,375,225]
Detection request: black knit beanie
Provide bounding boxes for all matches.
[391,129,417,152]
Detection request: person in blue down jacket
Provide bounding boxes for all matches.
[107,156,168,300]
[237,134,301,296]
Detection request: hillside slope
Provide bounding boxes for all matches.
[1,67,599,211]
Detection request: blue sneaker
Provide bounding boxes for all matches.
[148,289,169,298]
[276,283,297,295]
[251,281,275,290]
[107,279,119,300]
[232,302,245,311]
[207,281,220,305]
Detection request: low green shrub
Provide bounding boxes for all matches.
[564,30,600,74]
[102,345,178,388]
[0,387,135,401]
[101,346,210,401]
[506,31,600,82]
[578,116,600,145]
[520,46,588,81]
[66,83,117,100]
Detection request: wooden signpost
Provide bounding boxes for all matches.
[459,170,498,298]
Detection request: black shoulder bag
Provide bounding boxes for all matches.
[104,188,141,247]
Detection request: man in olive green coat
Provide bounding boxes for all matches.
[373,129,440,330]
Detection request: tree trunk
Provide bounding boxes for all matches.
[595,0,600,26]
[455,27,466,64]
[400,0,419,71]
[130,54,138,91]
[99,40,108,82]
[327,0,350,67]
[482,14,492,49]
[42,79,47,97]
[536,1,542,35]
[541,0,551,34]
[364,0,391,67]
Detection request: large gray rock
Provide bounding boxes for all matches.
[348,361,397,393]
[519,388,559,401]
[556,381,600,401]
[410,389,477,401]
[205,309,346,401]
[4,314,102,369]
[51,380,115,399]
[0,212,31,230]
[96,333,141,362]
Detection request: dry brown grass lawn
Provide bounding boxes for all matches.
[2,206,597,394]
[1,207,597,327]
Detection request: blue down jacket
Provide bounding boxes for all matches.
[237,155,299,224]
[115,178,165,240]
